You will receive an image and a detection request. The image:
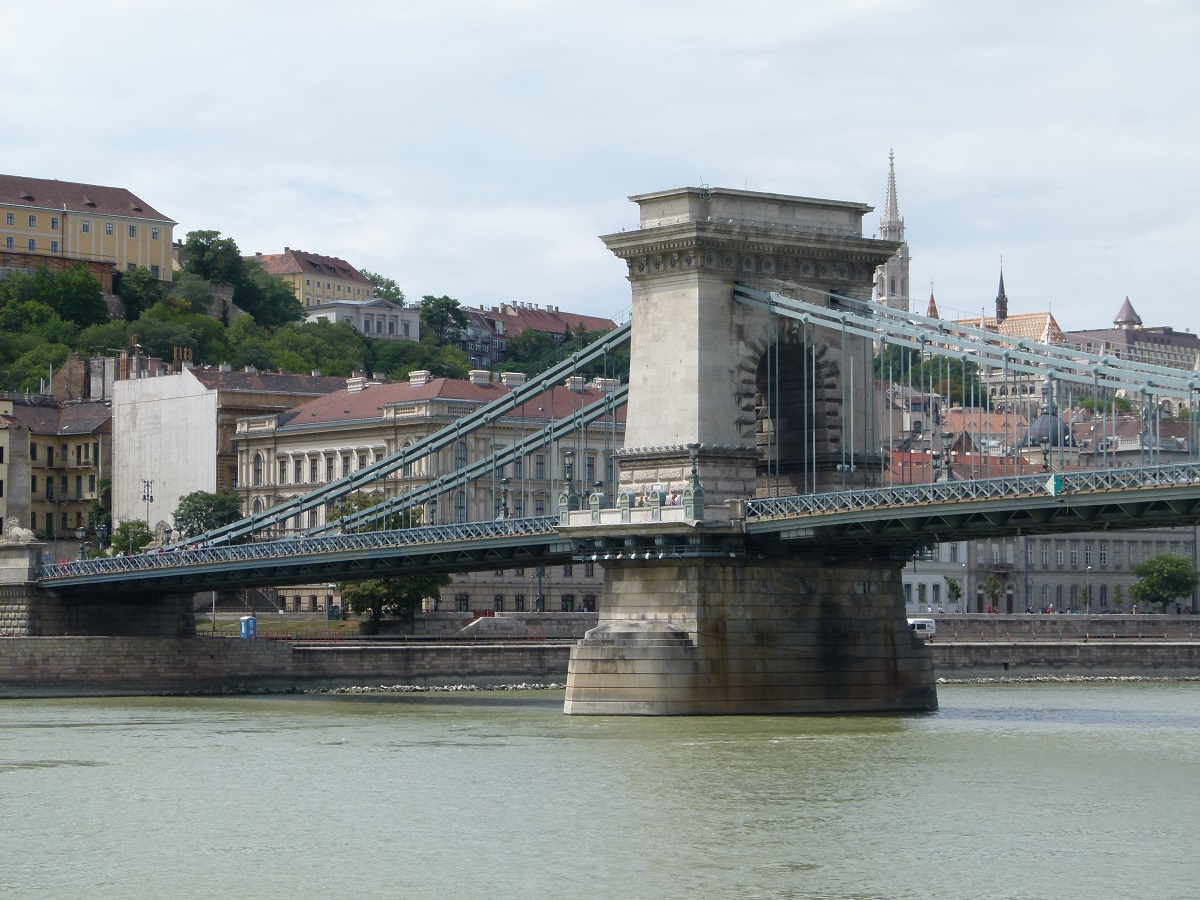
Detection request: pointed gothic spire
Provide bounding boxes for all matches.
[1114,296,1142,329]
[926,292,939,319]
[883,149,900,227]
[995,265,1009,323]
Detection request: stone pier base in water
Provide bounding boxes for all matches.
[564,554,937,715]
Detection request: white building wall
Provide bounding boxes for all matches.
[112,370,218,532]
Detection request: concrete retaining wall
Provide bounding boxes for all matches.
[929,615,1200,642]
[930,641,1200,678]
[2,636,1198,698]
[0,637,571,698]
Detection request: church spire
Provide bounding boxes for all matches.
[873,150,910,312]
[995,264,1008,323]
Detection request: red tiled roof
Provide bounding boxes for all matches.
[0,174,173,222]
[249,249,371,285]
[278,378,627,428]
[5,399,110,436]
[473,303,617,339]
[187,368,348,395]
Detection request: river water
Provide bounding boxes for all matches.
[2,682,1198,899]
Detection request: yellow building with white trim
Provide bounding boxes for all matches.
[0,174,176,281]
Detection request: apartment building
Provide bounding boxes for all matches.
[0,174,175,281]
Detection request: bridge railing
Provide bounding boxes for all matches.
[38,516,560,582]
[745,463,1200,520]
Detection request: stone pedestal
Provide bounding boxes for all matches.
[564,553,936,715]
[0,543,195,637]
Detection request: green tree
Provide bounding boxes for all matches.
[1131,553,1198,613]
[331,493,450,633]
[361,270,405,305]
[0,264,107,329]
[419,295,468,345]
[181,230,244,284]
[1111,584,1125,612]
[982,574,1003,612]
[114,265,163,321]
[945,576,963,608]
[240,260,304,327]
[112,519,153,554]
[173,491,243,537]
[89,477,112,533]
[3,342,71,392]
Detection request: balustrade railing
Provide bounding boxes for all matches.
[745,463,1200,520]
[38,516,559,581]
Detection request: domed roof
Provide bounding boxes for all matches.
[1022,410,1074,448]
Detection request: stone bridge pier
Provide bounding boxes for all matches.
[563,186,936,715]
[0,542,195,637]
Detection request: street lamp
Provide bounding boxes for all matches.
[1038,436,1051,472]
[141,479,154,526]
[940,431,955,480]
[499,477,510,520]
[97,523,108,552]
[1086,564,1092,617]
[75,526,87,560]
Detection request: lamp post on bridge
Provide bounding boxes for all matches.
[499,477,510,520]
[75,526,87,560]
[1086,564,1092,617]
[141,479,154,528]
[1039,436,1052,472]
[940,431,955,481]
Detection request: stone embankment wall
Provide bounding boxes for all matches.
[930,642,1200,678]
[930,615,1200,642]
[414,612,598,639]
[0,637,572,697]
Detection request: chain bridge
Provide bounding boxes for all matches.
[14,186,1200,715]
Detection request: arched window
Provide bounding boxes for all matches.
[889,277,896,294]
[252,453,264,487]
[454,441,467,470]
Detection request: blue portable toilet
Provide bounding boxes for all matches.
[239,615,257,639]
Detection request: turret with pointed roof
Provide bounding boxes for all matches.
[1114,296,1142,329]
[995,267,1009,323]
[926,292,939,319]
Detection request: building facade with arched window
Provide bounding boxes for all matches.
[235,368,626,619]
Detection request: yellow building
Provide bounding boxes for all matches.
[0,174,176,281]
[249,248,373,308]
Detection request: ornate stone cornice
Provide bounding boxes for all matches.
[601,221,900,286]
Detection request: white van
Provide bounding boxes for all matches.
[907,618,936,640]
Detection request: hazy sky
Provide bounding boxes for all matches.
[3,1,1196,332]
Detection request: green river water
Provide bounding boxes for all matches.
[2,682,1198,899]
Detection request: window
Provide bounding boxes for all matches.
[514,595,525,612]
[1041,585,1049,606]
[535,454,545,479]
[1070,546,1078,567]
[357,452,367,470]
[1100,584,1108,606]
[252,454,264,486]
[493,595,504,612]
[534,498,545,517]
[918,583,927,604]
[4,212,12,225]
[27,239,36,251]
[50,240,58,253]
[28,215,36,227]
[341,454,350,476]
[326,458,335,482]
[51,217,59,230]
[454,491,467,523]
[1006,544,1014,564]
[513,458,523,479]
[585,562,595,577]
[1084,544,1093,566]
[128,225,137,238]
[388,321,395,335]
[305,279,311,286]
[61,512,67,530]
[991,545,1000,565]
[89,474,96,493]
[454,442,467,469]
[904,583,912,604]
[585,456,596,487]
[105,222,113,235]
[278,460,287,483]
[81,220,90,233]
[513,498,523,517]
[31,475,37,493]
[949,543,958,563]
[30,443,37,460]
[4,237,11,249]
[932,583,941,605]
[582,595,596,613]
[294,459,303,483]
[1041,546,1049,566]
[75,476,82,500]
[561,594,575,612]
[1056,547,1064,566]
[150,265,159,279]
[454,594,469,613]
[151,227,159,240]
[563,563,573,577]
[0,479,3,497]
[403,323,411,338]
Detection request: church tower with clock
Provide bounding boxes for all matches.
[874,151,911,312]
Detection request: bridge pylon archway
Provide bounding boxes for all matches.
[564,186,935,715]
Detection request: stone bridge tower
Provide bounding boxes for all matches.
[601,186,892,505]
[563,186,936,715]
